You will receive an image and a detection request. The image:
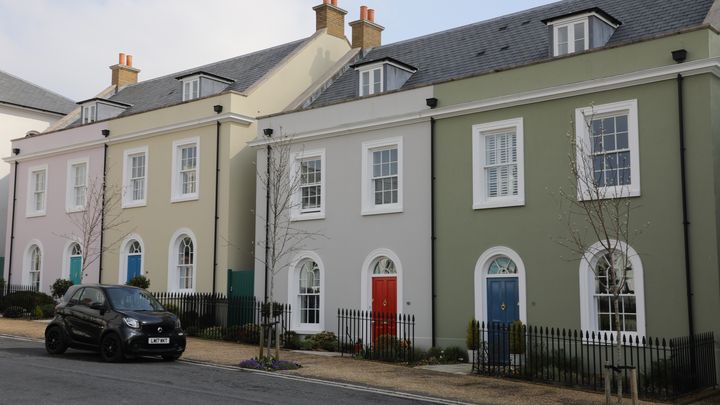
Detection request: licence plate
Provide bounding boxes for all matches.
[148,337,170,344]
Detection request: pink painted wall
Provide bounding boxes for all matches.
[4,123,107,293]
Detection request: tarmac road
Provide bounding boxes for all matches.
[0,336,444,405]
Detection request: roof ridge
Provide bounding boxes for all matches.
[0,68,75,104]
[117,36,311,89]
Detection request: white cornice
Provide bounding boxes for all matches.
[4,112,255,163]
[251,57,720,147]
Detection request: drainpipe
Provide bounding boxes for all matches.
[426,97,438,347]
[98,142,108,284]
[263,129,273,303]
[6,160,19,292]
[212,105,223,295]
[672,49,694,338]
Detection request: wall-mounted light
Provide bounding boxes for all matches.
[263,128,274,137]
[426,97,438,109]
[101,129,110,137]
[672,49,688,63]
[213,105,223,114]
[12,148,20,156]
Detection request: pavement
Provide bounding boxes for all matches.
[0,318,656,404]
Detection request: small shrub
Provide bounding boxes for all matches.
[509,320,526,354]
[299,338,316,351]
[283,331,301,350]
[466,319,479,350]
[308,331,338,351]
[443,346,468,363]
[33,305,43,319]
[50,279,73,300]
[199,326,223,340]
[2,306,26,318]
[126,275,150,289]
[40,304,56,319]
[1,291,54,312]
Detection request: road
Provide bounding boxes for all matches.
[0,336,441,405]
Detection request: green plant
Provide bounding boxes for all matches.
[126,275,150,289]
[40,304,56,319]
[509,320,526,354]
[466,319,479,350]
[199,326,223,340]
[2,306,25,318]
[0,291,54,312]
[307,331,338,351]
[33,305,43,319]
[283,331,301,349]
[50,279,73,300]
[0,278,5,293]
[300,338,315,350]
[444,346,468,363]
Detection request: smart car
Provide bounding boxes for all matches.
[44,284,186,362]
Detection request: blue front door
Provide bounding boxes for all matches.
[487,278,519,364]
[127,255,141,281]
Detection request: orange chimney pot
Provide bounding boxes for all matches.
[331,0,337,5]
[119,53,126,65]
[127,55,133,67]
[368,9,375,22]
[360,5,368,20]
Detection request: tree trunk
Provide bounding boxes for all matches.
[613,294,623,405]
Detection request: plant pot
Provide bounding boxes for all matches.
[467,349,475,364]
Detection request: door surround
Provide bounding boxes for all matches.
[474,246,527,325]
[118,233,144,285]
[361,248,403,314]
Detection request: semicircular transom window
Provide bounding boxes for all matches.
[488,256,517,275]
[373,256,396,275]
[129,241,142,254]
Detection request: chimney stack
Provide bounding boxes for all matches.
[350,5,384,49]
[313,0,348,39]
[110,52,140,89]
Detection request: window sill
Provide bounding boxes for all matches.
[473,198,525,210]
[26,211,46,218]
[582,331,644,344]
[577,186,640,201]
[294,326,324,335]
[362,205,403,216]
[66,207,86,214]
[122,201,147,209]
[171,288,195,294]
[291,212,325,222]
[171,194,199,204]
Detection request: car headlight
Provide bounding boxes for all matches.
[175,318,182,329]
[123,317,140,329]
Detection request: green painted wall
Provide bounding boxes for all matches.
[433,73,720,348]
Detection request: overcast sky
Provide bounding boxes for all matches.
[0,0,558,101]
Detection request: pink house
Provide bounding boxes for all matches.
[3,122,107,293]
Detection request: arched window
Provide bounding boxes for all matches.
[580,241,645,337]
[487,257,517,275]
[129,241,142,254]
[372,257,396,275]
[29,245,41,290]
[298,260,320,325]
[177,237,194,290]
[70,243,82,256]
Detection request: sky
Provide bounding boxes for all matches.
[0,0,559,101]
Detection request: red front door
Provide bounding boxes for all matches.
[372,277,397,340]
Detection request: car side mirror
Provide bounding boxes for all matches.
[90,302,106,313]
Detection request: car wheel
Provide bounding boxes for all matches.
[161,353,182,361]
[45,327,68,355]
[100,334,124,363]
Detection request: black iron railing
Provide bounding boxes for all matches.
[337,309,415,363]
[152,292,291,345]
[0,284,40,312]
[470,321,716,400]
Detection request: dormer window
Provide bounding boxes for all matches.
[176,71,234,102]
[353,58,417,98]
[543,8,621,57]
[78,98,131,124]
[183,78,199,101]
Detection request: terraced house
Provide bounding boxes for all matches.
[254,0,720,368]
[3,0,354,294]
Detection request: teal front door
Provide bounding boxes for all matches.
[127,255,141,281]
[69,257,82,285]
[228,270,254,326]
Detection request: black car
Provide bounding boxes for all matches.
[44,284,186,362]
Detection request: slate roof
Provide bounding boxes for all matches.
[0,69,75,115]
[310,0,715,108]
[106,38,308,116]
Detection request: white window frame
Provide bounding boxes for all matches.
[575,100,640,200]
[167,228,197,293]
[579,240,646,340]
[290,149,326,221]
[26,164,48,217]
[122,146,149,208]
[23,240,44,291]
[553,18,589,56]
[288,251,325,334]
[472,118,525,210]
[82,104,97,124]
[358,64,383,97]
[171,137,200,203]
[182,78,200,101]
[361,137,403,216]
[66,158,89,213]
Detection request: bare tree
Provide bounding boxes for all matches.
[556,107,645,405]
[255,134,324,359]
[60,176,132,283]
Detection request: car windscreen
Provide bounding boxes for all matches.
[106,288,165,312]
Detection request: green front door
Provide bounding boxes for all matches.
[70,257,82,285]
[227,270,254,326]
